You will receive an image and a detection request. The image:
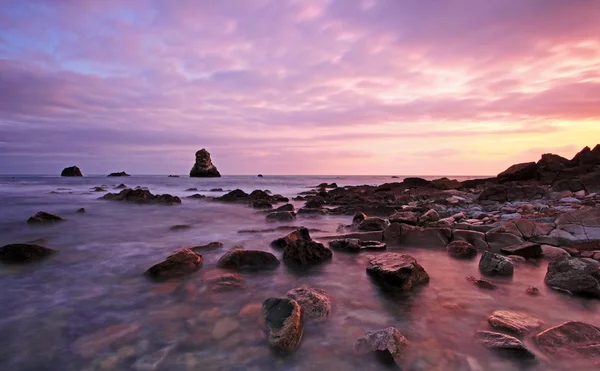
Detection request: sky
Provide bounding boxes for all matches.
[1,0,600,176]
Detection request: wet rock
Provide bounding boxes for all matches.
[216,250,280,270]
[252,199,272,209]
[27,211,65,224]
[203,269,245,292]
[191,241,223,251]
[76,207,86,213]
[485,230,524,253]
[297,207,328,215]
[212,317,240,340]
[304,199,323,209]
[61,166,82,176]
[190,148,221,177]
[466,276,497,290]
[354,327,409,365]
[286,287,331,322]
[328,238,386,252]
[283,240,332,267]
[145,249,203,281]
[535,321,600,360]
[115,183,127,189]
[488,310,544,336]
[275,204,295,212]
[93,186,106,192]
[358,217,390,231]
[72,323,140,358]
[271,227,312,249]
[544,257,600,298]
[338,231,383,242]
[526,287,541,296]
[107,171,130,177]
[446,240,477,259]
[186,194,206,199]
[266,211,296,222]
[389,211,418,225]
[452,229,489,251]
[397,224,450,248]
[500,242,542,258]
[479,251,514,276]
[262,298,303,353]
[421,209,440,223]
[366,253,429,291]
[352,212,367,224]
[0,244,58,263]
[476,331,535,358]
[101,189,181,205]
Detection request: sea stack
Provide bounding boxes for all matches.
[190,149,221,177]
[61,166,82,177]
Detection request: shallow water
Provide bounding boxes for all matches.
[0,175,597,371]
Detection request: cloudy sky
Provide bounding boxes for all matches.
[1,0,599,175]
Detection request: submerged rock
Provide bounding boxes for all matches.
[283,240,332,267]
[191,241,223,251]
[328,238,386,252]
[476,331,535,358]
[0,244,58,263]
[466,276,497,290]
[479,251,514,276]
[27,211,65,224]
[354,327,409,365]
[145,249,203,280]
[107,171,130,177]
[190,149,221,177]
[266,211,296,222]
[216,250,280,270]
[252,199,272,209]
[101,189,181,205]
[488,310,544,336]
[446,240,477,259]
[61,166,82,176]
[535,321,600,360]
[544,257,600,298]
[271,227,312,249]
[262,298,303,353]
[366,253,429,291]
[286,287,331,322]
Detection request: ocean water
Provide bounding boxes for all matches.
[0,175,597,371]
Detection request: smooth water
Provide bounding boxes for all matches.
[0,175,597,370]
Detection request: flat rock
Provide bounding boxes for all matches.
[389,211,418,225]
[486,231,524,253]
[328,238,386,253]
[358,217,390,231]
[217,250,280,271]
[479,251,514,276]
[488,310,544,336]
[366,253,429,291]
[451,229,489,251]
[0,244,58,263]
[354,327,409,365]
[398,224,450,248]
[544,257,600,298]
[476,331,535,358]
[500,242,543,258]
[535,321,600,360]
[262,298,303,353]
[286,287,331,322]
[145,249,203,280]
[27,211,65,224]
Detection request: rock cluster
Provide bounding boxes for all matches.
[100,189,181,205]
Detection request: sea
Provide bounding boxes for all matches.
[0,175,597,370]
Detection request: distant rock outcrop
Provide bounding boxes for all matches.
[107,171,130,177]
[61,166,83,177]
[190,149,221,177]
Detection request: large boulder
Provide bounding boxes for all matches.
[479,251,514,276]
[0,244,58,263]
[354,327,409,365]
[446,240,477,259]
[101,189,181,205]
[478,185,547,202]
[286,287,331,322]
[488,310,544,336]
[283,240,332,267]
[535,321,600,360]
[476,331,535,358]
[328,239,385,253]
[571,145,600,166]
[217,250,280,270]
[27,211,65,224]
[500,242,543,258]
[145,249,203,280]
[544,257,600,298]
[366,253,429,291]
[358,217,390,231]
[61,166,82,177]
[189,149,221,177]
[271,227,312,249]
[497,162,538,183]
[262,298,303,353]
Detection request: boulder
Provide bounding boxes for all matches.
[101,189,181,205]
[389,211,418,225]
[397,224,450,248]
[286,287,331,322]
[328,239,386,252]
[189,149,221,177]
[479,251,514,276]
[262,298,303,353]
[61,166,82,176]
[354,327,409,365]
[402,177,430,187]
[271,227,312,249]
[304,199,323,209]
[478,185,547,202]
[275,204,295,212]
[485,231,524,253]
[535,321,600,360]
[145,249,203,280]
[451,229,489,251]
[544,257,600,298]
[476,331,535,358]
[216,250,280,271]
[446,240,477,259]
[511,219,555,239]
[266,211,297,222]
[203,269,245,292]
[541,245,571,261]
[500,242,543,258]
[283,240,332,267]
[27,211,65,224]
[252,199,272,209]
[420,209,440,223]
[107,171,130,177]
[366,253,429,291]
[358,217,390,231]
[0,244,58,263]
[488,310,544,336]
[497,162,538,183]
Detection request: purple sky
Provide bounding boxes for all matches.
[1,0,600,175]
